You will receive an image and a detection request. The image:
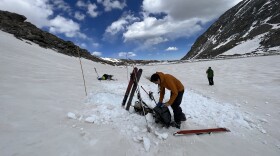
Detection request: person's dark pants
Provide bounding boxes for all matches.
[171,90,185,124]
[208,77,214,85]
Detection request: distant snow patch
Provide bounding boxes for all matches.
[102,57,121,62]
[213,35,237,50]
[222,34,264,55]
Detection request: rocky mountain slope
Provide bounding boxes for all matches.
[0,10,116,65]
[182,0,280,60]
[0,10,161,65]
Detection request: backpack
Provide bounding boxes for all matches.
[98,74,114,80]
[134,92,171,127]
[103,74,113,80]
[153,105,171,127]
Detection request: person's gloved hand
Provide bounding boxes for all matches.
[148,91,154,100]
[156,102,163,107]
[157,102,167,107]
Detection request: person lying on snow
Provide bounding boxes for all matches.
[98,74,114,80]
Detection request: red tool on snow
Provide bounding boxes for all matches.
[173,127,230,136]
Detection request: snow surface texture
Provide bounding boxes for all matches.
[222,34,267,55]
[1,30,280,155]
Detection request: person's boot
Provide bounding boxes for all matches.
[180,114,187,121]
[171,121,181,129]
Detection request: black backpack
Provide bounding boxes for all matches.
[134,92,171,127]
[103,74,113,80]
[153,105,171,127]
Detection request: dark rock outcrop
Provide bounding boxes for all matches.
[0,10,114,65]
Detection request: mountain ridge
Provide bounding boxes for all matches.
[182,0,280,60]
[0,10,117,65]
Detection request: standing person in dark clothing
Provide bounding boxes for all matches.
[206,67,214,85]
[150,72,186,129]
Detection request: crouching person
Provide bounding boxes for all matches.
[150,72,186,129]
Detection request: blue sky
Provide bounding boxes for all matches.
[0,0,241,60]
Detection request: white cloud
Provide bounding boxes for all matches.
[0,0,88,39]
[76,0,87,8]
[76,1,99,18]
[105,19,127,35]
[51,0,71,13]
[92,43,100,48]
[92,51,102,56]
[81,43,87,48]
[142,0,241,21]
[87,3,99,18]
[49,15,86,39]
[123,16,202,42]
[124,17,164,40]
[118,52,136,58]
[97,0,126,11]
[122,0,242,47]
[74,11,86,20]
[144,37,168,46]
[166,47,178,51]
[105,14,139,35]
[0,0,53,28]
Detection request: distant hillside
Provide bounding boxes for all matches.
[182,0,280,60]
[0,10,163,65]
[0,10,117,65]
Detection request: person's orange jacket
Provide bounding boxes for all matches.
[156,72,184,105]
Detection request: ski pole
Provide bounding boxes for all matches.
[126,53,129,81]
[77,47,87,96]
[136,90,152,109]
[94,67,99,77]
[141,86,157,105]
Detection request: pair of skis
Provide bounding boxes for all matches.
[121,67,152,132]
[122,67,142,111]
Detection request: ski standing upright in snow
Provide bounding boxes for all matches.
[126,68,142,110]
[121,67,143,111]
[122,67,138,107]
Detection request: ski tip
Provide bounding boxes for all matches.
[220,127,230,132]
[173,132,182,136]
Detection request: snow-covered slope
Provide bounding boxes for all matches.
[182,0,280,59]
[1,30,280,155]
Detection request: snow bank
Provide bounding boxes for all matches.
[68,82,264,152]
